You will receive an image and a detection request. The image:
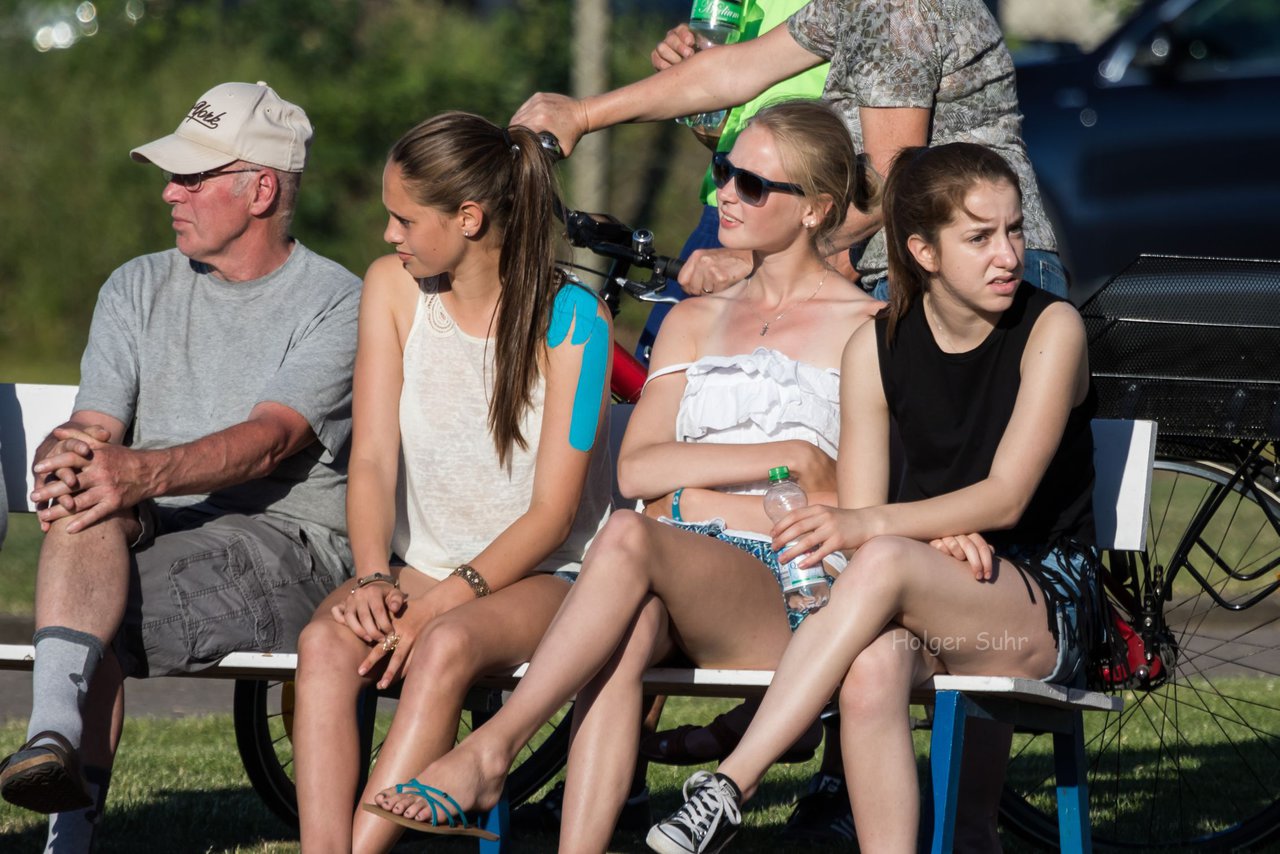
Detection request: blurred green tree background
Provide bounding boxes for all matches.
[0,0,709,381]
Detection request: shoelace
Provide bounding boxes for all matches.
[669,771,742,845]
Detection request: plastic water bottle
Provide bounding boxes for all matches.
[762,465,830,612]
[676,0,745,132]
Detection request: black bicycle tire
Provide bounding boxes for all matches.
[232,678,573,828]
[1000,456,1280,851]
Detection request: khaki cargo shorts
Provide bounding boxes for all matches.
[115,504,339,678]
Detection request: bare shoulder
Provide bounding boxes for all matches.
[361,255,423,318]
[822,275,885,336]
[842,314,880,371]
[656,288,729,339]
[1030,298,1087,348]
[646,289,734,370]
[364,254,414,292]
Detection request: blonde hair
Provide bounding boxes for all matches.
[745,100,870,247]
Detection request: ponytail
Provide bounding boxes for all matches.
[491,125,563,466]
[389,112,564,465]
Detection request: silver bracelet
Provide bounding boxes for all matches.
[353,572,399,592]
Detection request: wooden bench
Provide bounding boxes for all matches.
[1,383,1152,853]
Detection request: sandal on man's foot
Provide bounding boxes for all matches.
[640,709,822,766]
[0,730,93,814]
[362,779,499,841]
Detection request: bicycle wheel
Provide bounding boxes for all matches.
[1001,455,1280,850]
[233,678,573,828]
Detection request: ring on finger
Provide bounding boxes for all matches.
[381,632,401,653]
[700,285,713,294]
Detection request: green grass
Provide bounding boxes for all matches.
[0,716,297,852]
[0,703,849,854]
[0,515,41,618]
[0,693,1059,853]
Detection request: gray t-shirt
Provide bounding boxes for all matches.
[789,0,1056,278]
[74,242,360,579]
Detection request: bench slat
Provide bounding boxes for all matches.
[0,645,1119,712]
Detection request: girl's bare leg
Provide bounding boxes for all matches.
[718,535,1058,799]
[350,573,569,852]
[378,510,794,821]
[839,627,939,854]
[558,595,673,854]
[294,581,382,854]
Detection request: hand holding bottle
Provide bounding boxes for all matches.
[763,465,830,612]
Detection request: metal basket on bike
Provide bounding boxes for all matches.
[1001,255,1280,851]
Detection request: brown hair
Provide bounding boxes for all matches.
[882,142,1021,344]
[745,100,861,248]
[389,111,562,465]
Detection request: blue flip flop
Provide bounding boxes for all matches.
[363,778,500,841]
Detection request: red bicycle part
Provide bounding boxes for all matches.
[611,341,647,404]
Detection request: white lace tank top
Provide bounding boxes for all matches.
[392,287,612,580]
[645,347,841,496]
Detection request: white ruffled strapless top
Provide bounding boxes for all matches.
[646,347,841,496]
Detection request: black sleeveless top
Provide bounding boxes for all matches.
[875,284,1097,548]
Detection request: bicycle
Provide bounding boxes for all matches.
[998,255,1280,850]
[231,189,684,827]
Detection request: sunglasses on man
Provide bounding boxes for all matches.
[163,168,261,193]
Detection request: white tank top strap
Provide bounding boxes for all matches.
[642,362,692,394]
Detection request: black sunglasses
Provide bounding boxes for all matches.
[711,153,804,207]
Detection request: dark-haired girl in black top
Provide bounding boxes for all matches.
[650,141,1099,854]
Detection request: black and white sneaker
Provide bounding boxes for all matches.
[646,770,743,854]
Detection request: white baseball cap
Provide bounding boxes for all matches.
[130,81,312,174]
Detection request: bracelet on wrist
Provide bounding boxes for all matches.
[452,563,491,598]
[353,572,399,592]
[671,487,685,523]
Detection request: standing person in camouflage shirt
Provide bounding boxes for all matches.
[516,0,1067,303]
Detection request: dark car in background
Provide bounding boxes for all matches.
[1015,0,1280,302]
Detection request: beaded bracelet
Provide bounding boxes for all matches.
[671,487,685,523]
[452,563,491,598]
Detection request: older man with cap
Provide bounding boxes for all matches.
[0,81,360,850]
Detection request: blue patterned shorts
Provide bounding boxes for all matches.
[661,518,836,631]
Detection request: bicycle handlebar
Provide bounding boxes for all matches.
[536,132,684,304]
[558,205,685,283]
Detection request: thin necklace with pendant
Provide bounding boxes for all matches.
[748,269,828,336]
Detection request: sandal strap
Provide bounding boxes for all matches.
[393,778,471,829]
[0,730,79,772]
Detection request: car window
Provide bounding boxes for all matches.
[1167,0,1280,71]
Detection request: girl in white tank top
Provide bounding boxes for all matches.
[292,112,612,852]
